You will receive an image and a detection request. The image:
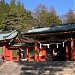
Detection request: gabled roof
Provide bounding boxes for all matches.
[26,23,75,34]
[0,30,18,41]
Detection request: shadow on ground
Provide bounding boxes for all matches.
[17,61,75,75]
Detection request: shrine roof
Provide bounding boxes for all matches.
[0,30,18,40]
[24,23,75,35]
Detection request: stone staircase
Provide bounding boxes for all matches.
[18,61,75,75]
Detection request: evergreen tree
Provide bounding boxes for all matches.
[0,0,10,29]
[16,1,33,31]
[2,0,33,32]
[48,7,62,26]
[32,5,61,27]
[2,12,22,31]
[16,1,23,14]
[37,10,49,27]
[0,0,5,25]
[32,4,48,27]
[10,0,16,12]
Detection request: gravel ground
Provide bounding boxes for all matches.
[0,61,21,75]
[0,59,4,65]
[0,61,75,75]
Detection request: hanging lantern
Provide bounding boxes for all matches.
[63,42,64,47]
[57,44,58,48]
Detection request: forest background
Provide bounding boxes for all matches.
[0,0,75,32]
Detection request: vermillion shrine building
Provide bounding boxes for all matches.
[1,23,75,61]
[23,23,75,61]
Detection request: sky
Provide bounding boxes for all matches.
[4,0,75,15]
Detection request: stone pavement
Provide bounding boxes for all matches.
[0,61,75,75]
[19,61,75,75]
[0,59,4,66]
[0,61,21,75]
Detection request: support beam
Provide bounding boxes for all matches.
[26,48,28,60]
[2,46,6,59]
[34,42,38,61]
[10,49,13,61]
[16,50,19,61]
[28,48,30,61]
[71,38,75,60]
[66,45,68,60]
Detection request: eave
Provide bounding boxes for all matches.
[9,43,35,49]
[24,30,75,38]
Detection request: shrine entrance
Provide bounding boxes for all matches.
[24,43,67,61]
[45,44,66,61]
[23,23,75,61]
[20,38,75,61]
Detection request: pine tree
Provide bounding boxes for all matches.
[47,7,61,26]
[32,5,61,27]
[37,10,49,27]
[16,1,23,14]
[16,1,33,31]
[2,12,22,31]
[10,0,16,12]
[2,0,33,32]
[0,0,5,24]
[0,0,10,29]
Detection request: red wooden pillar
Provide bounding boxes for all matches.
[10,49,13,61]
[43,49,46,56]
[66,45,68,60]
[26,48,28,60]
[16,50,19,61]
[34,42,38,61]
[39,48,42,61]
[2,46,6,59]
[42,49,46,61]
[28,48,31,61]
[4,47,12,61]
[39,48,46,61]
[71,38,75,60]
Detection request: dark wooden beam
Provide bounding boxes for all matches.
[38,38,66,43]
